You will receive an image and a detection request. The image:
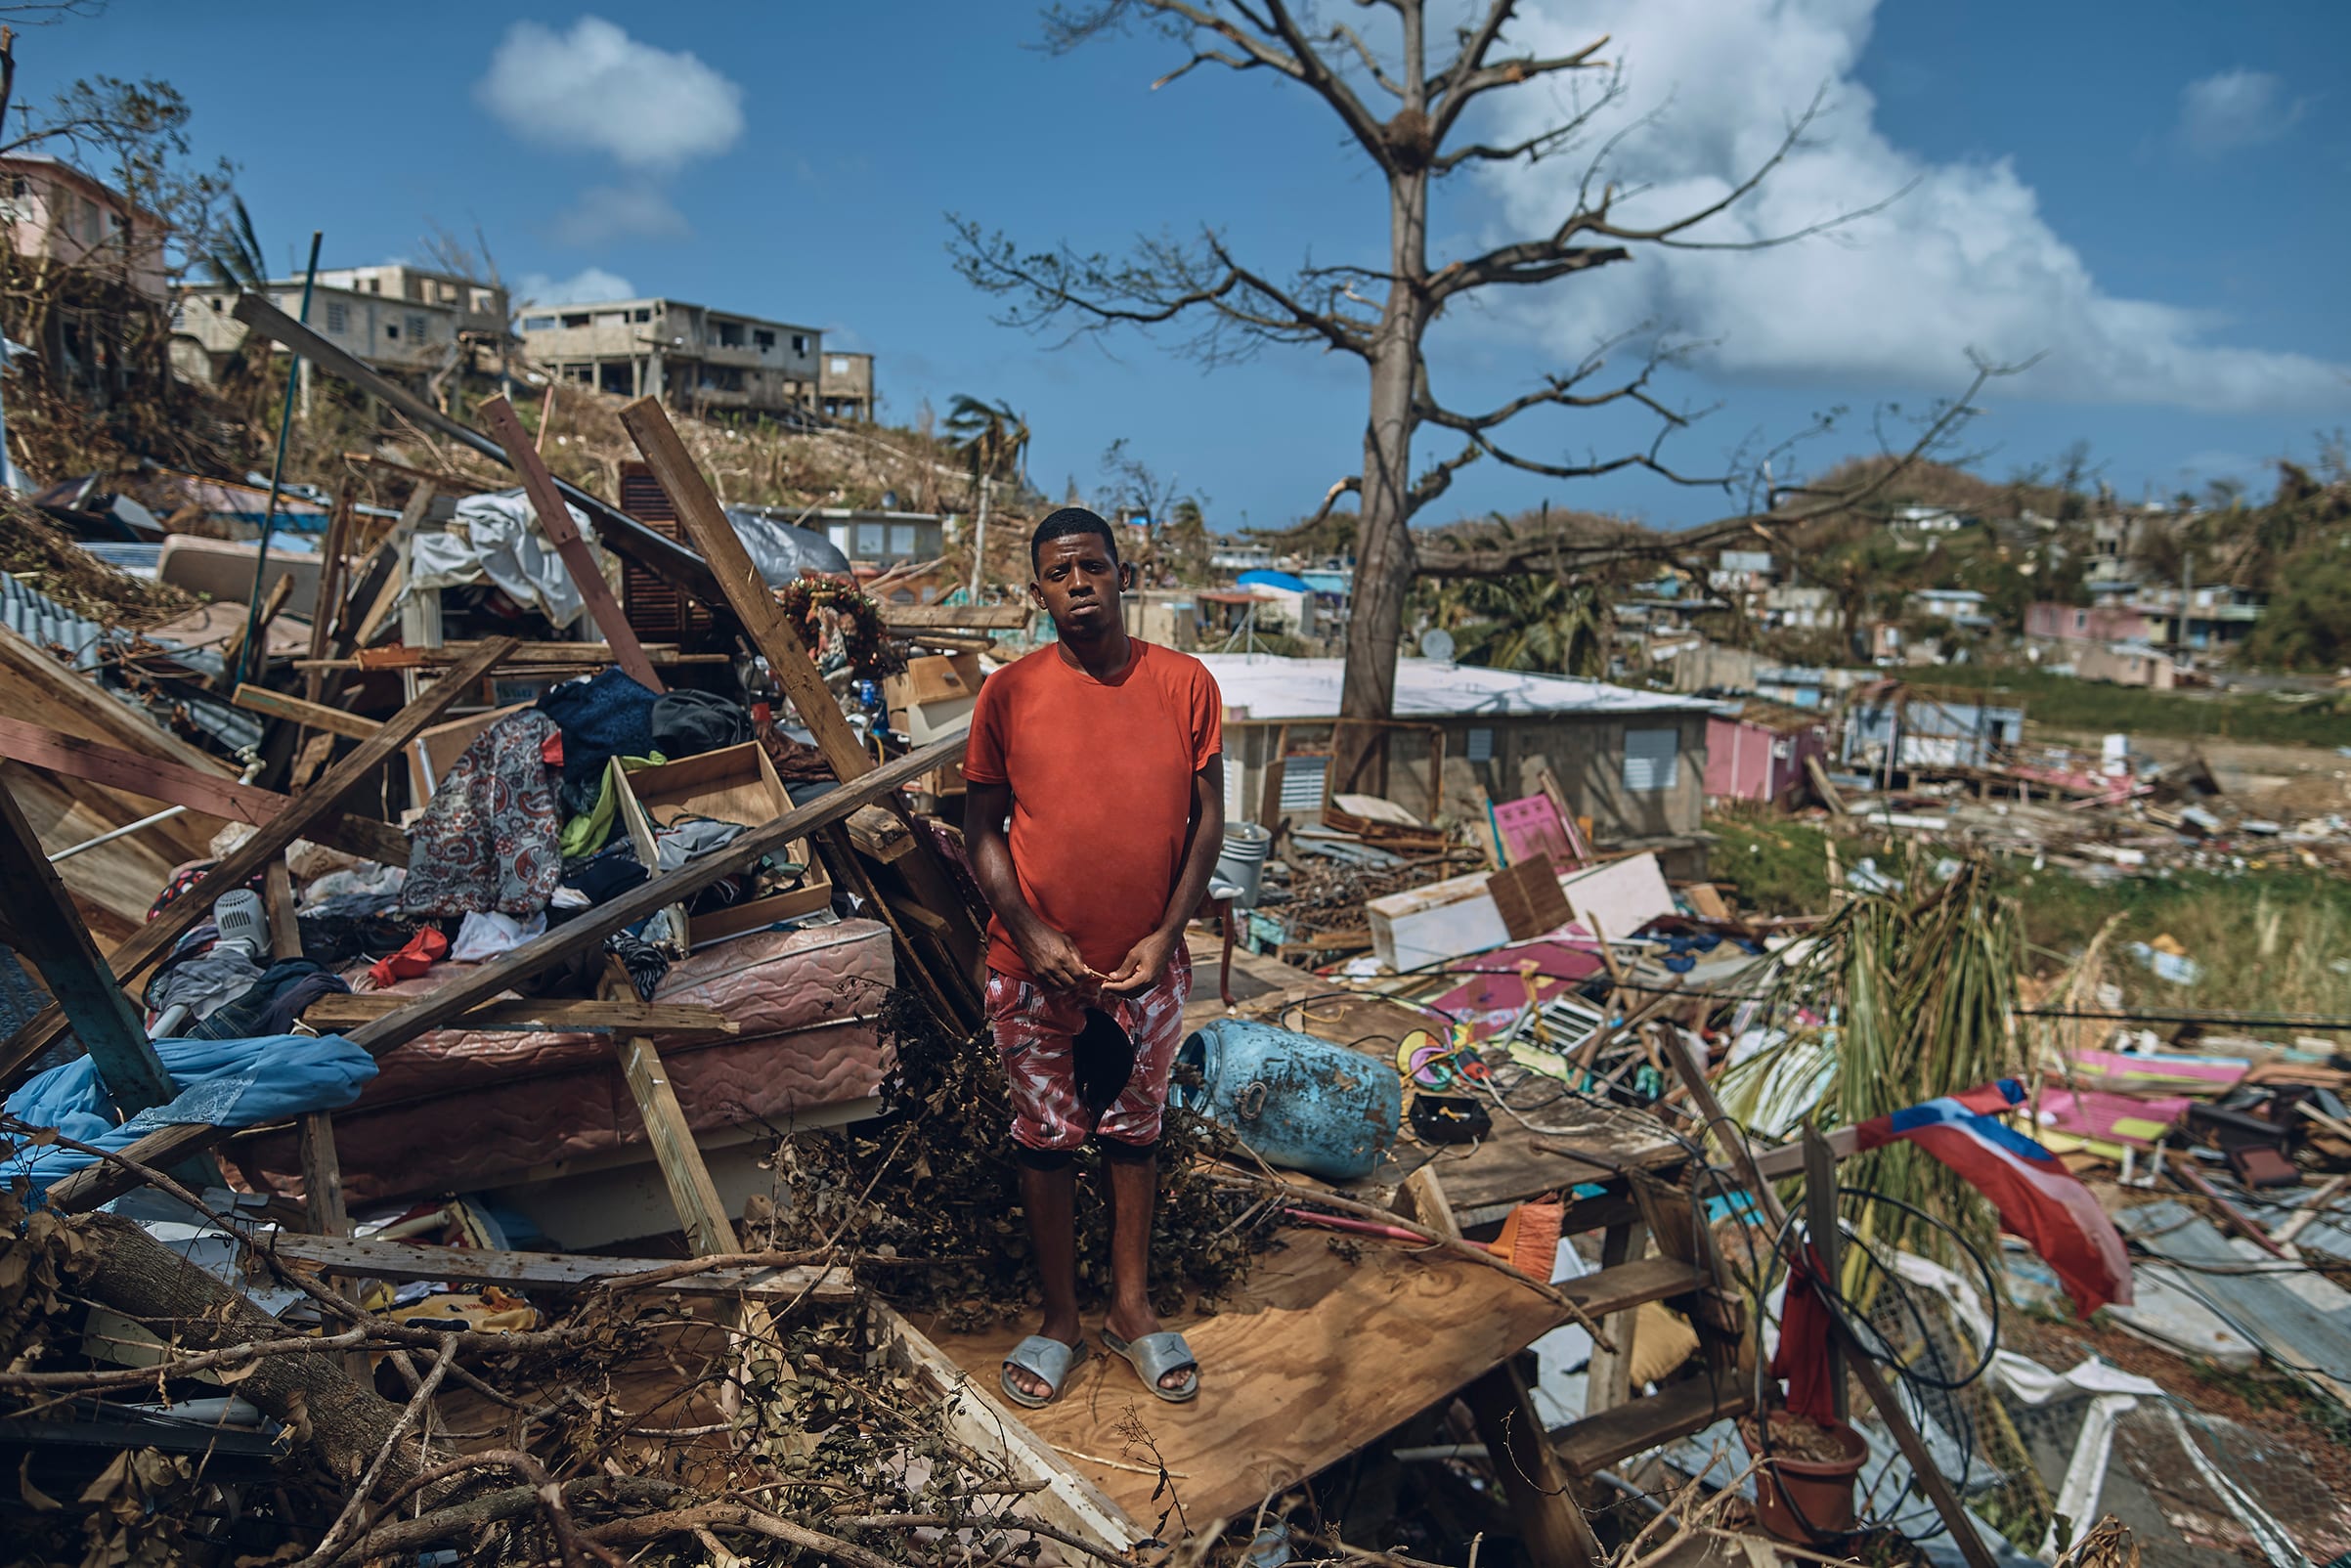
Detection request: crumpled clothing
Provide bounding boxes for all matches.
[758,720,836,782]
[604,929,670,1002]
[184,960,350,1040]
[401,711,563,919]
[145,946,265,1023]
[540,668,660,817]
[299,862,406,909]
[564,844,648,905]
[297,894,417,970]
[557,754,664,860]
[370,927,449,989]
[650,690,752,758]
[406,489,602,631]
[649,816,748,871]
[450,910,546,962]
[4,1031,377,1195]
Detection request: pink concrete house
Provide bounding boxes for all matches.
[0,153,169,300]
[2025,601,2151,644]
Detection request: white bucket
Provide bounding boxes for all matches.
[1213,821,1272,909]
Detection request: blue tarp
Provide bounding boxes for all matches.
[4,1032,377,1194]
[1236,569,1310,592]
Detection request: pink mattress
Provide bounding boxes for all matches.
[234,919,895,1205]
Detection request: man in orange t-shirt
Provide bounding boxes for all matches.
[963,507,1223,1409]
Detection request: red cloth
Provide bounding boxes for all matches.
[1770,1246,1842,1425]
[962,640,1221,981]
[541,729,563,767]
[369,927,448,989]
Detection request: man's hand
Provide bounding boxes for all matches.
[1016,922,1100,994]
[1100,929,1176,997]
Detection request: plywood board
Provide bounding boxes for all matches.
[1559,852,1676,944]
[915,1238,1569,1530]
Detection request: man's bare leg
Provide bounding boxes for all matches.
[1099,1148,1190,1391]
[1008,1158,1081,1402]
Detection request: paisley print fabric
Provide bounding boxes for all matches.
[400,711,563,919]
[986,945,1192,1151]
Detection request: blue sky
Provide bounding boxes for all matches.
[26,1,2351,531]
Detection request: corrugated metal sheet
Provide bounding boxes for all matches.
[2114,1199,2351,1407]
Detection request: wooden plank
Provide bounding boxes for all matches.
[298,995,739,1035]
[918,1232,1571,1532]
[45,1122,222,1212]
[1801,1121,1850,1423]
[213,569,295,691]
[0,773,174,1111]
[1751,1123,1857,1182]
[0,716,410,869]
[1554,1372,1754,1477]
[872,1299,1141,1554]
[882,604,1032,631]
[1559,1256,1710,1321]
[618,396,866,777]
[257,1233,855,1301]
[231,293,725,610]
[341,735,962,1057]
[617,1033,740,1258]
[232,683,382,741]
[1581,1218,1650,1417]
[480,394,665,693]
[0,623,243,777]
[269,858,351,1241]
[4,639,516,1072]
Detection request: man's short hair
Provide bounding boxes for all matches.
[1030,507,1120,572]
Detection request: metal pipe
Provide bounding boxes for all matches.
[236,230,322,687]
[46,756,265,863]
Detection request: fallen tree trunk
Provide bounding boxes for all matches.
[77,1212,427,1487]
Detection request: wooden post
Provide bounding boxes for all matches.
[269,858,351,1241]
[479,395,665,693]
[616,396,861,771]
[0,774,174,1112]
[1580,1216,1649,1416]
[616,1032,739,1257]
[1801,1120,1850,1423]
[1395,1166,1600,1568]
[1654,1027,1998,1568]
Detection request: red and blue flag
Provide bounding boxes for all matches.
[1852,1078,2134,1316]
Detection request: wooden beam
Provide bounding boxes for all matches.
[298,995,740,1035]
[882,604,1032,631]
[0,773,174,1112]
[869,1298,1140,1554]
[45,1122,221,1212]
[232,683,382,741]
[256,1234,854,1301]
[232,293,724,608]
[3,639,516,1074]
[617,396,868,777]
[1751,1124,1857,1182]
[1801,1121,1850,1423]
[617,1033,739,1258]
[479,394,666,693]
[0,717,410,870]
[341,735,962,1058]
[213,568,295,692]
[268,859,351,1241]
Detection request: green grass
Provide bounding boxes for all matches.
[1907,665,2351,750]
[1707,812,2351,1023]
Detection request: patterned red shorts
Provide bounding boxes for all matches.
[987,945,1193,1152]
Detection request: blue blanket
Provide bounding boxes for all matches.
[4,1032,377,1194]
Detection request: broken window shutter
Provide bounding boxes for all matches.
[1279,756,1328,812]
[1622,728,1678,793]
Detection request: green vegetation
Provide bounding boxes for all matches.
[1907,665,2351,749]
[1709,811,2351,1024]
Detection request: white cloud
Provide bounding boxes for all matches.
[515,266,635,307]
[550,183,689,245]
[2177,67,2303,156]
[476,17,744,172]
[1474,0,2350,415]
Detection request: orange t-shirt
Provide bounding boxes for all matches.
[962,639,1222,982]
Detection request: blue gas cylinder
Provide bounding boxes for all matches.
[1172,1020,1403,1182]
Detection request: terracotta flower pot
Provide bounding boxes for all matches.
[1739,1411,1869,1546]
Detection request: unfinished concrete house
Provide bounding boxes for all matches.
[818,348,875,421]
[170,263,508,390]
[517,296,821,419]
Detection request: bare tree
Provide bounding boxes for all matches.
[952,0,1958,780]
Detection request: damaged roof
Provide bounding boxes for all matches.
[1197,652,1719,720]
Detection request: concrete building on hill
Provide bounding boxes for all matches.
[0,153,170,301]
[516,296,826,420]
[170,263,509,388]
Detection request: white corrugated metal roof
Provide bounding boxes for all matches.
[1196,653,1717,719]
